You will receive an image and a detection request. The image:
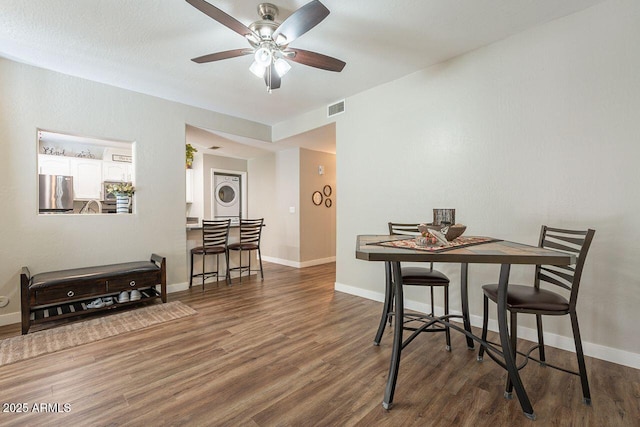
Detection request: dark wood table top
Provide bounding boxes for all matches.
[355,234,575,265]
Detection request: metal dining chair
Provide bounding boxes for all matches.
[227,218,264,283]
[189,219,231,290]
[374,222,451,350]
[478,226,595,404]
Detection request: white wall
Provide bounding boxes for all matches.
[0,58,270,325]
[276,0,640,368]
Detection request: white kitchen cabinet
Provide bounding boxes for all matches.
[103,161,132,182]
[70,158,102,200]
[38,155,71,176]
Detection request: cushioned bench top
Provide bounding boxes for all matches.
[29,261,160,290]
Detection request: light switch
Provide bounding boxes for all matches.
[289,206,296,213]
[318,165,324,175]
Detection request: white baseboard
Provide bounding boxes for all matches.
[334,281,640,370]
[0,311,21,328]
[168,282,190,293]
[262,255,335,269]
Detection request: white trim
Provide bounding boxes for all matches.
[262,255,335,269]
[0,311,21,328]
[334,282,640,369]
[168,281,190,293]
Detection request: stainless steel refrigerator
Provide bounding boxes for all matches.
[39,174,74,213]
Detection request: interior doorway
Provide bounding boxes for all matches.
[211,168,247,222]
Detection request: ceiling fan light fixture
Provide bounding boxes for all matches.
[274,58,291,77]
[275,34,288,46]
[254,46,272,67]
[187,0,346,91]
[244,33,260,45]
[249,61,266,78]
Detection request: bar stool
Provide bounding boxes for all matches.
[374,222,451,350]
[189,219,231,290]
[478,226,595,404]
[227,218,264,283]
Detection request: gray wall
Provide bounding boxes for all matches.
[0,57,270,324]
[2,0,638,368]
[248,149,300,263]
[247,147,336,266]
[274,0,640,368]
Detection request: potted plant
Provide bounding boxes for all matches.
[186,143,197,169]
[105,182,135,214]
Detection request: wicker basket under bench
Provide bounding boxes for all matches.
[20,254,166,334]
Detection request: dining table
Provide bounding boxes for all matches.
[355,234,576,420]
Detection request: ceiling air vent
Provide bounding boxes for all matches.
[327,100,345,117]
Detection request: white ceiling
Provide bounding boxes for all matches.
[1,0,604,156]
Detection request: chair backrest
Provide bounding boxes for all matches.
[388,222,433,270]
[535,226,595,309]
[239,218,264,245]
[202,219,231,248]
[388,222,422,236]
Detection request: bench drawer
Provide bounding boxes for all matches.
[107,273,159,292]
[35,282,107,305]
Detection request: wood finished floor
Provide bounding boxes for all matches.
[0,262,638,426]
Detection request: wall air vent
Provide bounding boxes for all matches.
[327,100,345,117]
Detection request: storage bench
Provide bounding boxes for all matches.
[20,254,166,334]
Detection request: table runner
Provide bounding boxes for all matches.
[369,236,500,252]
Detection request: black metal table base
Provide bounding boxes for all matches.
[382,262,536,420]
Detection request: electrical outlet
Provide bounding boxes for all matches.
[0,296,9,308]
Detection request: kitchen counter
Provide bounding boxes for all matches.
[186,224,241,231]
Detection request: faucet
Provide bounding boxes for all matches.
[80,199,102,214]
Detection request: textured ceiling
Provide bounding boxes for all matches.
[0,0,605,126]
[1,0,603,156]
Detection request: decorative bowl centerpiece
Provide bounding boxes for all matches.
[445,224,467,241]
[416,223,467,244]
[417,223,448,246]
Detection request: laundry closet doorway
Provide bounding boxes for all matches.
[211,168,247,223]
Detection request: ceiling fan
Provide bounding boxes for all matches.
[186,0,346,92]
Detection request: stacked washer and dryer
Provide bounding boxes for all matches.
[213,173,241,225]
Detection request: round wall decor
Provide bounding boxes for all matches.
[325,198,332,207]
[312,191,323,206]
[323,185,332,197]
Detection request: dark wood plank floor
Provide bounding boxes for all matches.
[0,262,638,426]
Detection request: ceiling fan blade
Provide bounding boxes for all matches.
[186,0,257,39]
[191,49,252,64]
[265,64,282,90]
[286,48,345,72]
[272,0,329,46]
